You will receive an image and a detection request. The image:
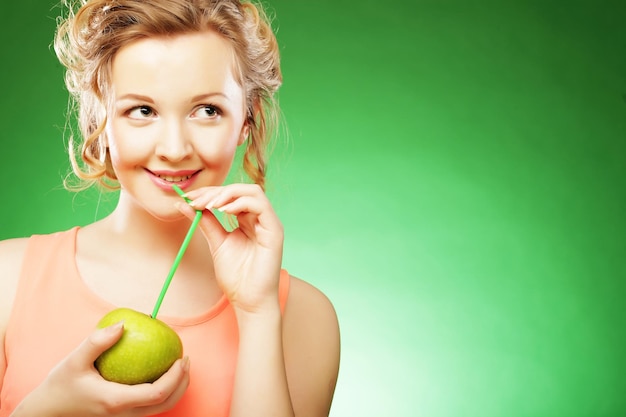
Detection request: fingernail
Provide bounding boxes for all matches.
[106,320,124,333]
[181,356,190,372]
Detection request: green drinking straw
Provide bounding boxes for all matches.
[151,184,203,318]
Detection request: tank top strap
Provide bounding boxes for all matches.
[8,227,80,332]
[278,268,290,314]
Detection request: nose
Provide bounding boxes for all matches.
[155,120,193,162]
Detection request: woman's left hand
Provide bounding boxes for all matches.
[176,183,284,315]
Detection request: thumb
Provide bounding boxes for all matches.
[198,209,230,253]
[75,322,125,365]
[176,202,228,253]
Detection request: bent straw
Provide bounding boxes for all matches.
[151,184,203,318]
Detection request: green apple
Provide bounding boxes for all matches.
[94,307,183,385]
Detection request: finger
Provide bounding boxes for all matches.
[197,209,229,253]
[176,200,229,252]
[220,196,283,238]
[181,187,221,210]
[210,185,280,225]
[175,201,200,222]
[137,357,191,414]
[69,322,124,368]
[207,183,265,210]
[100,356,190,414]
[217,196,265,215]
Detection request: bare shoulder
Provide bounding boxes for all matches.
[0,236,30,261]
[0,237,29,281]
[283,275,340,417]
[0,238,29,326]
[284,276,339,333]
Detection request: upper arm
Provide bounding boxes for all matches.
[282,276,340,417]
[0,238,28,392]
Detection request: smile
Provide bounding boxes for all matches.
[146,169,200,191]
[155,174,194,182]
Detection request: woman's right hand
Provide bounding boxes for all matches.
[11,322,190,417]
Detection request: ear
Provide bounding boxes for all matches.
[238,123,250,146]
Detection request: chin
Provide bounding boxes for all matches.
[145,206,190,224]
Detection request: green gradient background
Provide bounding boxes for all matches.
[2,1,625,416]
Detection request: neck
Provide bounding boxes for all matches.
[100,191,207,257]
[77,190,221,317]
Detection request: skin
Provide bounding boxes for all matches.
[0,31,340,417]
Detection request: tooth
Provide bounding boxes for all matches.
[157,174,192,182]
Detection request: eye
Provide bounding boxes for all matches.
[191,105,221,119]
[128,105,155,119]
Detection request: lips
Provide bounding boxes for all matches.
[155,173,194,182]
[146,169,201,191]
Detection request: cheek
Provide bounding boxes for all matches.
[105,123,147,169]
[191,126,241,165]
[194,139,238,168]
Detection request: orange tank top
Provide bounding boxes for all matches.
[0,227,290,416]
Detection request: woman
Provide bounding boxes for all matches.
[0,0,340,416]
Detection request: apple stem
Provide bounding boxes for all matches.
[152,186,203,318]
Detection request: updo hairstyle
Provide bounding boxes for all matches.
[54,0,282,190]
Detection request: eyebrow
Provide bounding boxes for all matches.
[115,93,230,103]
[191,92,230,102]
[116,93,154,103]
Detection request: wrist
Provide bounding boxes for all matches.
[11,387,60,417]
[234,302,282,329]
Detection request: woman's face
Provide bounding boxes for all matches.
[106,31,248,220]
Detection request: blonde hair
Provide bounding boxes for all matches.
[54,0,282,191]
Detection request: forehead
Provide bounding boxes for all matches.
[109,31,241,100]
